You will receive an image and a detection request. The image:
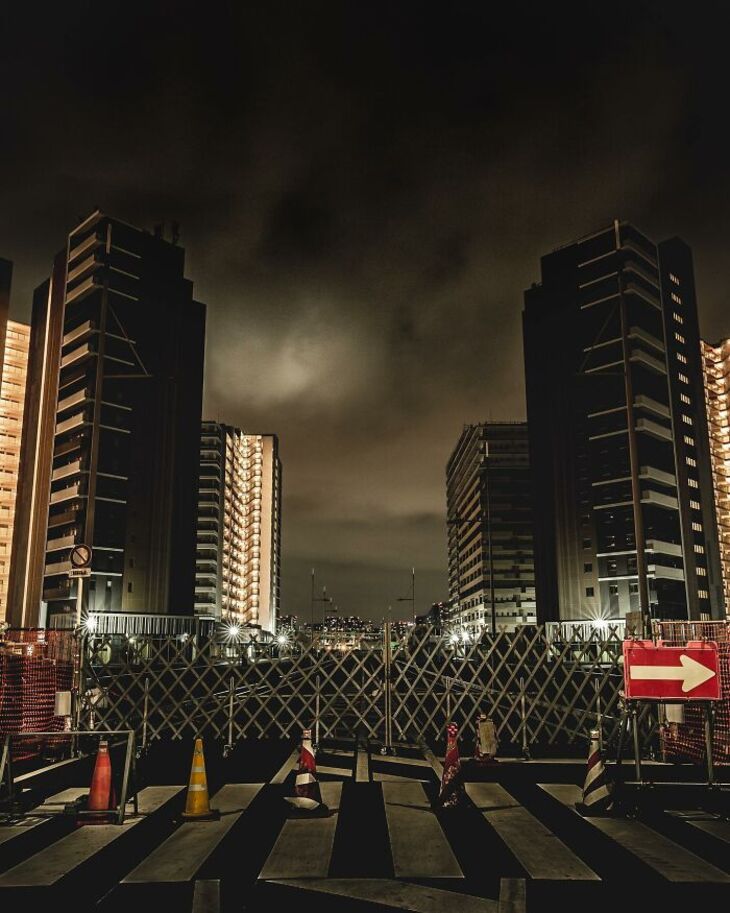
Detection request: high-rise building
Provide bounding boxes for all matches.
[195,422,281,632]
[701,338,730,615]
[7,211,206,627]
[446,422,536,635]
[0,260,30,621]
[523,220,723,624]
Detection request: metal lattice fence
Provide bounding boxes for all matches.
[75,623,657,753]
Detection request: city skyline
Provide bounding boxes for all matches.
[3,4,730,619]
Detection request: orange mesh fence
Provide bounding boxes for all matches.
[655,621,730,765]
[0,629,75,762]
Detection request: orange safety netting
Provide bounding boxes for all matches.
[655,621,730,765]
[0,629,75,761]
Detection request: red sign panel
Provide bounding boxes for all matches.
[623,640,721,701]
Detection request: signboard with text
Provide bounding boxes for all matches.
[623,640,721,701]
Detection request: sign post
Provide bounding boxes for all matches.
[69,545,93,626]
[621,639,721,789]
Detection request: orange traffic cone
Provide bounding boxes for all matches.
[284,728,330,817]
[438,722,466,808]
[182,737,219,820]
[85,739,115,823]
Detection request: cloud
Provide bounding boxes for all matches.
[1,2,727,617]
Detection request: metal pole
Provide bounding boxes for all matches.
[141,675,150,753]
[384,617,393,753]
[631,703,642,783]
[315,674,321,748]
[310,568,315,640]
[75,575,84,626]
[594,678,603,752]
[118,731,134,825]
[519,676,530,759]
[72,630,85,757]
[412,567,416,624]
[704,703,715,788]
[226,673,235,754]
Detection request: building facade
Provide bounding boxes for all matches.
[446,422,536,635]
[701,338,730,615]
[523,220,723,624]
[7,211,206,626]
[0,260,30,621]
[195,423,281,632]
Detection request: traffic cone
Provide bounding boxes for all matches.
[182,738,219,820]
[85,738,115,823]
[438,722,466,808]
[284,728,330,817]
[474,711,498,764]
[577,729,612,816]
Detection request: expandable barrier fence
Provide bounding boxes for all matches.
[70,622,656,753]
[0,629,75,761]
[5,621,727,759]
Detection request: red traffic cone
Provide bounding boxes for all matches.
[438,722,465,808]
[474,712,498,764]
[577,729,612,816]
[284,728,329,817]
[85,739,115,822]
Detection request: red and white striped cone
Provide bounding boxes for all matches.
[577,729,612,816]
[438,722,466,809]
[284,728,329,817]
[474,712,498,764]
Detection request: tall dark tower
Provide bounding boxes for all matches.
[523,220,723,624]
[8,211,206,626]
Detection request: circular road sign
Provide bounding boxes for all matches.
[70,544,93,569]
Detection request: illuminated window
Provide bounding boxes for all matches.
[692,521,703,532]
[680,393,691,405]
[689,478,699,488]
[677,352,688,364]
[697,567,707,576]
[690,499,701,510]
[671,291,682,303]
[678,372,689,384]
[684,435,695,446]
[698,589,709,599]
[682,414,693,425]
[694,543,705,554]
[686,456,697,467]
[673,312,683,324]
[670,273,680,285]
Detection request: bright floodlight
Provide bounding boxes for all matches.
[84,615,97,632]
[449,633,460,644]
[227,624,241,639]
[276,633,288,645]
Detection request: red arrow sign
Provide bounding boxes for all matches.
[623,640,721,701]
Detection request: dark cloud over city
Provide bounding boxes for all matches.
[2,2,729,619]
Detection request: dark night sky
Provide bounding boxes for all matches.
[2,2,729,621]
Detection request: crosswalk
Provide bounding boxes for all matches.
[0,748,729,910]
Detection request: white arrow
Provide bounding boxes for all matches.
[629,653,716,693]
